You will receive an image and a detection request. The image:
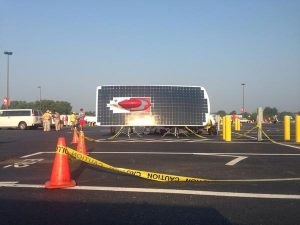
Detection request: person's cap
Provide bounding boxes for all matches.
[46,110,49,112]
[72,112,76,114]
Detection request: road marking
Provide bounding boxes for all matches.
[275,142,300,150]
[25,151,300,156]
[223,155,248,166]
[192,153,248,166]
[11,151,299,169]
[0,181,19,185]
[225,156,248,166]
[92,151,300,156]
[21,152,45,158]
[232,132,257,140]
[3,165,12,168]
[13,159,44,168]
[73,186,300,199]
[1,181,300,200]
[3,158,44,169]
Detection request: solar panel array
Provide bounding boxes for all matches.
[97,85,209,126]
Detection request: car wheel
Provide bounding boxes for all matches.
[19,122,27,130]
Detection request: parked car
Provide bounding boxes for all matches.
[0,109,43,130]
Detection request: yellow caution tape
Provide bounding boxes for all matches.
[184,126,207,139]
[107,126,124,140]
[84,136,97,142]
[56,145,300,182]
[261,128,279,144]
[81,126,125,142]
[235,126,257,139]
[57,145,211,182]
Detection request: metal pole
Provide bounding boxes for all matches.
[7,54,9,104]
[38,86,42,110]
[296,115,300,143]
[4,51,13,109]
[284,115,291,141]
[222,116,226,140]
[225,115,232,142]
[241,83,246,113]
[257,107,263,141]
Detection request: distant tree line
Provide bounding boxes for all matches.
[1,100,72,114]
[2,101,298,120]
[215,106,299,121]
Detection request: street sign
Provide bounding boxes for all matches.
[3,97,10,106]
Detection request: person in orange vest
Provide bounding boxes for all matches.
[42,110,52,132]
[232,113,238,125]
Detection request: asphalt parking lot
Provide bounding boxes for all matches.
[1,124,300,225]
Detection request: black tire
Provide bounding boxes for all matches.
[18,122,27,130]
[197,129,203,135]
[209,126,218,135]
[31,125,38,130]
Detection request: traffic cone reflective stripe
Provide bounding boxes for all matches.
[77,131,88,155]
[71,127,79,144]
[45,137,76,189]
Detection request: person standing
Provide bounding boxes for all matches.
[70,112,77,130]
[42,110,52,132]
[78,108,86,130]
[63,115,68,127]
[54,111,61,131]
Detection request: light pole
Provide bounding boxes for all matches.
[37,86,42,110]
[4,51,13,109]
[241,83,246,113]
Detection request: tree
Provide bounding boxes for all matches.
[263,107,278,117]
[249,112,257,121]
[85,111,95,116]
[242,112,251,119]
[215,110,226,117]
[2,100,72,114]
[278,111,294,121]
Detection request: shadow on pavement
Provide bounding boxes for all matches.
[0,199,237,225]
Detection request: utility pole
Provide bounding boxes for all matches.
[4,51,13,109]
[38,86,42,110]
[241,83,246,113]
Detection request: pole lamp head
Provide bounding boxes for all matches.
[4,51,13,56]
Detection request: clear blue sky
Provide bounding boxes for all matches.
[1,0,299,113]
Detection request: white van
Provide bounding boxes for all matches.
[0,109,43,130]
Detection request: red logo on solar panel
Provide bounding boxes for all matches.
[107,97,151,113]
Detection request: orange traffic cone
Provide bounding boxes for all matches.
[77,131,88,155]
[45,137,76,189]
[71,127,79,144]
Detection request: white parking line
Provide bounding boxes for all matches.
[21,152,45,158]
[92,152,300,156]
[24,151,300,156]
[224,156,248,166]
[14,151,300,169]
[1,182,300,200]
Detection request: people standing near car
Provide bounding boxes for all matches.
[53,111,61,131]
[42,110,52,132]
[78,108,86,130]
[70,112,77,130]
[63,115,68,127]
